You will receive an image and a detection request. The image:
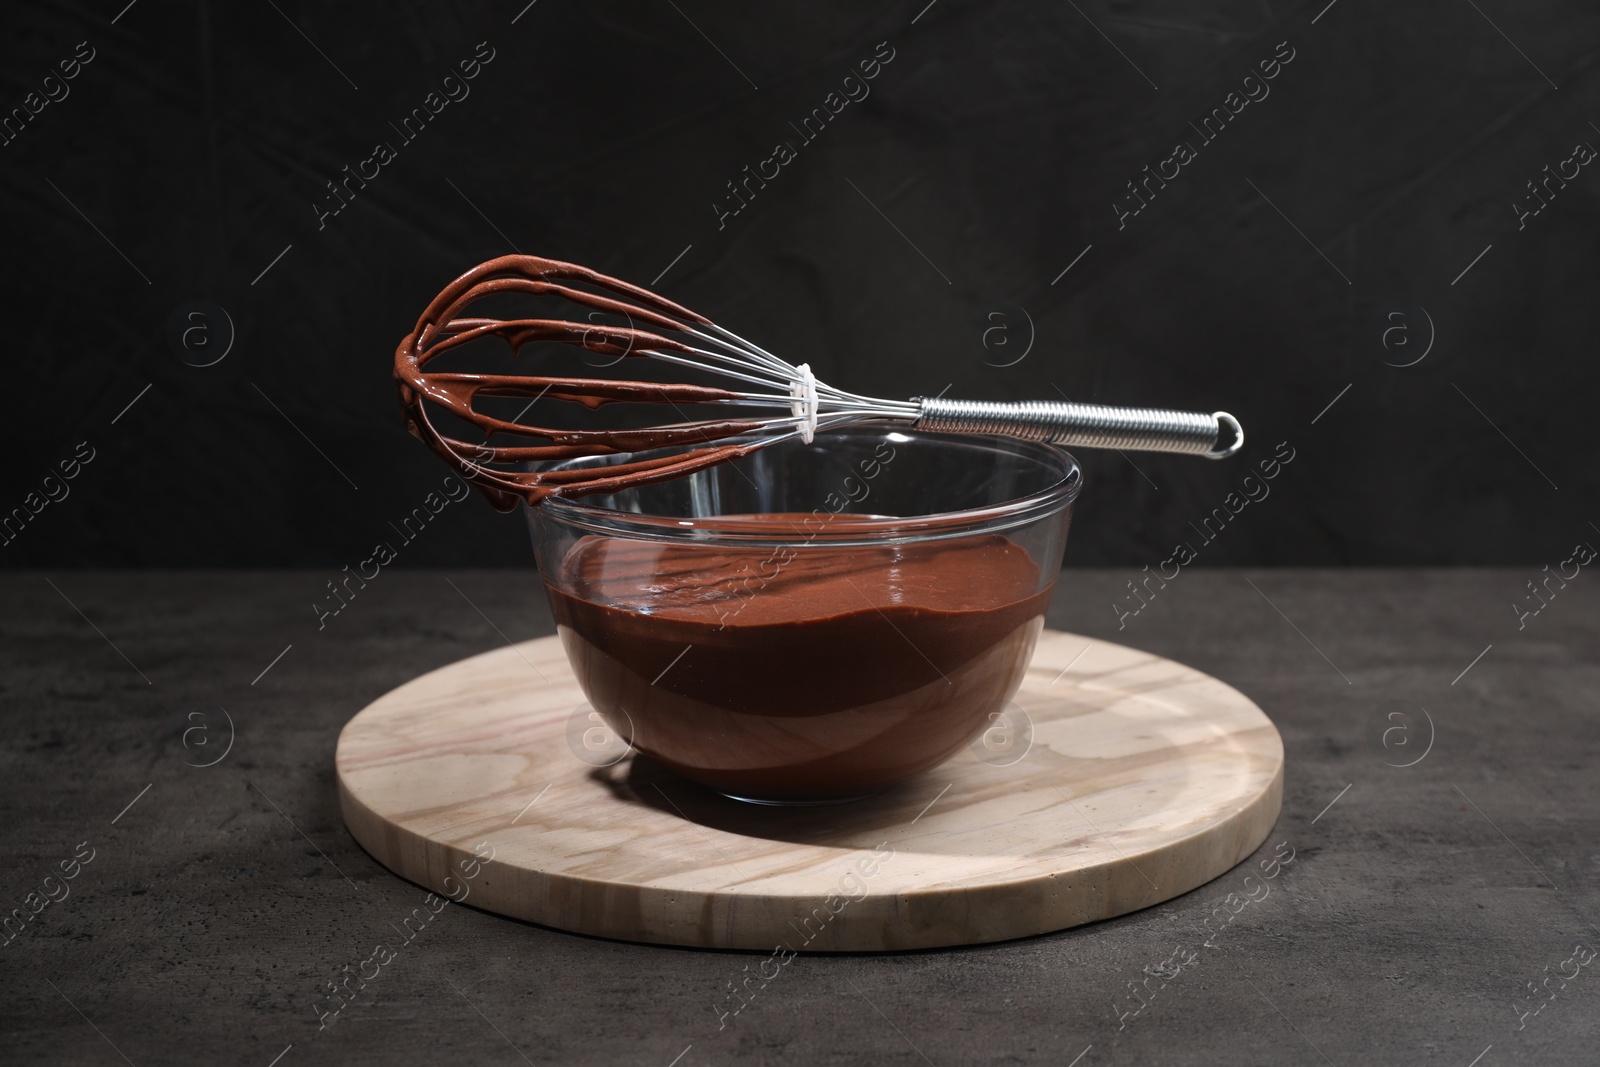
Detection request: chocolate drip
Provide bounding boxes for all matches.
[395,254,769,511]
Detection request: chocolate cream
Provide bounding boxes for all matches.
[547,517,1051,801]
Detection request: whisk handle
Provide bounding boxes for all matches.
[913,397,1242,459]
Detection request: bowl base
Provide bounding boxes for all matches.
[716,789,885,807]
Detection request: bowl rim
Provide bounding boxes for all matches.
[531,428,1083,545]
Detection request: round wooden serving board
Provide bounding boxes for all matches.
[337,630,1283,951]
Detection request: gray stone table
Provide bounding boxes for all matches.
[2,569,1596,1066]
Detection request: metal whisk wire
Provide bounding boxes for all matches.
[394,255,1240,510]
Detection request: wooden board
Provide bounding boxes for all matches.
[336,630,1284,951]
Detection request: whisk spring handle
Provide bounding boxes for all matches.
[913,397,1243,459]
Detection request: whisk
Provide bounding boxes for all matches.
[395,254,1243,511]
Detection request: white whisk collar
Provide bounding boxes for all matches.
[790,363,818,444]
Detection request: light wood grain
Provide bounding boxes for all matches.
[336,630,1284,951]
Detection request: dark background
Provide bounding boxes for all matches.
[4,0,1598,568]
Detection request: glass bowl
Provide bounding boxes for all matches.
[525,428,1081,804]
